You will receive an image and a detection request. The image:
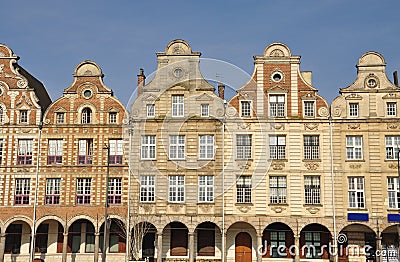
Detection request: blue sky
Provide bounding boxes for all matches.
[2,0,399,106]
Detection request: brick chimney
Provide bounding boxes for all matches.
[137,68,146,96]
[218,83,225,100]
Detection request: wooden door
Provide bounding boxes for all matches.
[235,232,252,262]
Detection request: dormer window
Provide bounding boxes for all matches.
[109,112,117,124]
[81,108,92,124]
[56,113,65,124]
[349,103,359,117]
[303,101,315,117]
[240,101,251,117]
[147,104,155,117]
[19,110,28,124]
[172,95,184,117]
[387,102,396,116]
[269,95,285,117]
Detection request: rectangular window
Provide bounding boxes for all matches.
[78,139,93,165]
[304,135,319,160]
[14,178,30,205]
[172,95,184,117]
[198,176,214,202]
[346,136,363,160]
[19,110,28,123]
[237,176,251,203]
[109,112,117,124]
[0,139,3,165]
[141,136,156,160]
[305,232,321,259]
[269,176,287,204]
[56,112,65,124]
[269,95,285,117]
[108,178,122,205]
[240,101,251,117]
[270,231,286,258]
[348,177,365,208]
[199,135,214,159]
[169,175,185,203]
[17,139,33,165]
[109,139,123,164]
[140,175,155,202]
[388,177,400,209]
[387,102,396,116]
[304,101,315,117]
[304,176,320,205]
[201,104,209,117]
[169,135,185,159]
[76,178,91,205]
[47,139,63,165]
[237,135,252,159]
[270,136,286,159]
[147,104,155,117]
[349,103,359,117]
[385,136,400,160]
[45,178,60,205]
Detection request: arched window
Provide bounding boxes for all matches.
[81,108,92,124]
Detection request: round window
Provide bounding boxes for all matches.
[83,89,92,98]
[367,78,377,88]
[272,72,283,82]
[173,68,183,78]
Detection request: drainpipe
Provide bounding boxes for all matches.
[222,99,227,262]
[329,115,338,262]
[126,129,133,262]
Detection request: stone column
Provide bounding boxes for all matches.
[376,235,383,262]
[188,232,195,262]
[294,234,300,262]
[94,232,100,262]
[62,232,68,262]
[256,234,262,262]
[223,232,227,262]
[157,232,163,262]
[0,233,6,262]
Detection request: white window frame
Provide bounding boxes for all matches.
[236,176,252,203]
[172,95,184,117]
[141,135,156,160]
[169,135,185,160]
[269,94,285,117]
[387,102,397,116]
[348,177,365,208]
[269,176,287,204]
[240,100,251,117]
[385,136,400,160]
[169,175,185,203]
[304,135,319,160]
[269,135,286,160]
[76,178,91,205]
[199,135,214,159]
[147,104,155,117]
[303,100,315,118]
[107,177,122,205]
[56,112,65,124]
[140,175,155,203]
[237,134,252,159]
[346,136,363,160]
[109,112,117,124]
[198,175,214,203]
[200,104,209,117]
[78,139,93,165]
[45,178,61,205]
[48,139,63,165]
[304,176,321,205]
[109,139,123,164]
[17,139,33,165]
[19,110,28,124]
[388,177,400,209]
[349,103,359,117]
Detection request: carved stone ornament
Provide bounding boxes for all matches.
[16,93,33,107]
[198,204,212,213]
[304,123,318,131]
[226,106,237,117]
[238,205,251,213]
[389,163,398,169]
[270,123,285,130]
[387,123,398,129]
[349,164,362,169]
[318,107,329,117]
[270,49,284,57]
[237,161,251,170]
[271,206,285,213]
[305,162,319,170]
[237,123,251,129]
[140,204,153,213]
[0,64,4,74]
[170,204,184,212]
[0,52,5,57]
[216,108,224,117]
[306,206,320,214]
[271,162,285,170]
[333,106,342,117]
[348,123,360,130]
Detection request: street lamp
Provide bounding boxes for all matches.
[102,144,110,262]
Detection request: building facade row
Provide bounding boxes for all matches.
[0,40,399,262]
